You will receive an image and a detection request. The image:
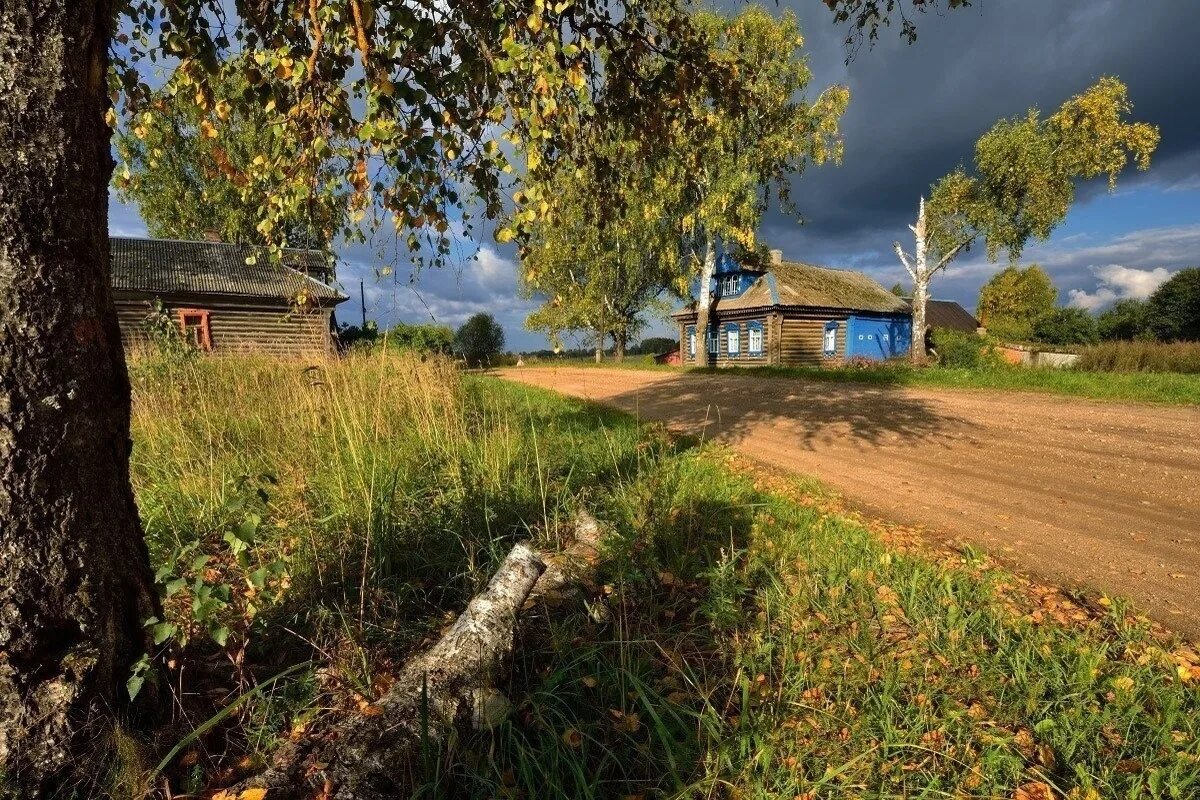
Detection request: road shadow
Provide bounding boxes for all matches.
[597,371,968,451]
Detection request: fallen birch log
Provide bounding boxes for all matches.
[232,512,604,799]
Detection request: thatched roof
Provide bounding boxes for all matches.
[110,237,346,302]
[674,259,908,316]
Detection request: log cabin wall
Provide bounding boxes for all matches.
[116,293,336,357]
[677,310,773,367]
[778,311,848,367]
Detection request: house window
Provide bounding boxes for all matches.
[687,327,696,358]
[707,327,719,355]
[720,275,740,296]
[726,323,741,357]
[748,321,764,356]
[823,321,838,358]
[177,308,213,351]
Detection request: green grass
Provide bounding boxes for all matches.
[540,356,1200,405]
[126,352,1200,799]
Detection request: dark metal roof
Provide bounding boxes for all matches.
[903,298,980,332]
[110,237,347,302]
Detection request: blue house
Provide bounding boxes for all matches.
[672,249,912,367]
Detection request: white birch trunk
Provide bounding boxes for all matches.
[694,238,717,368]
[896,198,931,365]
[236,513,606,800]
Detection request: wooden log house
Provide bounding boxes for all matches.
[673,249,913,367]
[110,236,348,357]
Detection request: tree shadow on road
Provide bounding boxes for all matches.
[598,372,969,451]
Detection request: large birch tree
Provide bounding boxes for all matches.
[521,132,685,361]
[678,6,849,367]
[0,1,771,792]
[895,78,1159,363]
[0,0,970,791]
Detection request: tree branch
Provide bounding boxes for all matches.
[930,235,975,275]
[892,241,915,279]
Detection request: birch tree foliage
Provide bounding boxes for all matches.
[670,6,849,366]
[520,134,681,358]
[112,0,747,268]
[115,62,349,247]
[895,77,1159,362]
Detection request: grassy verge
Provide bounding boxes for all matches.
[127,352,1199,799]
[534,356,1200,405]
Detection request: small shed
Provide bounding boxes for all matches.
[672,250,912,367]
[111,236,348,357]
[653,349,682,366]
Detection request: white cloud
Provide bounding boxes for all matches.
[1068,264,1174,310]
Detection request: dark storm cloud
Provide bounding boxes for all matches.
[775,0,1200,239]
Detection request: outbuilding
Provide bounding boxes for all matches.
[673,250,912,367]
[111,236,348,357]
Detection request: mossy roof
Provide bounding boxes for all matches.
[674,260,908,316]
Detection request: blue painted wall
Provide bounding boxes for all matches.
[845,315,912,360]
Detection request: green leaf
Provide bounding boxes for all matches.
[211,625,230,647]
[152,622,177,646]
[249,567,268,590]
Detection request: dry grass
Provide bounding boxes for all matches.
[1078,340,1200,374]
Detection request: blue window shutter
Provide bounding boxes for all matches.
[747,320,764,356]
[823,321,839,358]
[724,322,741,357]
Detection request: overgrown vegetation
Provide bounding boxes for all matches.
[930,326,1002,369]
[123,352,1200,798]
[1077,340,1200,374]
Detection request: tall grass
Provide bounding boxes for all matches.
[127,351,671,790]
[1078,340,1200,374]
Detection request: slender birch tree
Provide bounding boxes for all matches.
[521,133,683,362]
[678,7,849,367]
[895,78,1159,363]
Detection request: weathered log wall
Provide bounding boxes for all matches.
[116,294,335,356]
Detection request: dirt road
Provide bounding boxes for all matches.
[500,367,1200,639]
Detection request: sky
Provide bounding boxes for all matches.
[108,0,1200,352]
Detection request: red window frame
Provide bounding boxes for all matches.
[176,308,213,351]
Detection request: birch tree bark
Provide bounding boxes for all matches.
[895,198,931,364]
[0,3,159,793]
[694,239,717,368]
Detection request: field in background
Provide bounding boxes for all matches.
[125,352,1200,799]
[526,354,1200,405]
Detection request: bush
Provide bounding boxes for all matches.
[1077,340,1200,373]
[454,312,506,367]
[983,315,1034,344]
[1031,307,1099,346]
[633,336,677,355]
[382,321,454,354]
[1097,298,1153,341]
[930,327,998,369]
[1149,267,1200,341]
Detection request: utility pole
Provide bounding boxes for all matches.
[360,280,367,329]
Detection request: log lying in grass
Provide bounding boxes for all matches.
[234,513,604,799]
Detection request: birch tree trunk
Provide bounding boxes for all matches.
[0,3,160,793]
[694,238,717,368]
[896,198,931,365]
[236,514,605,799]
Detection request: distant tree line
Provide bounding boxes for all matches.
[971,265,1200,347]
